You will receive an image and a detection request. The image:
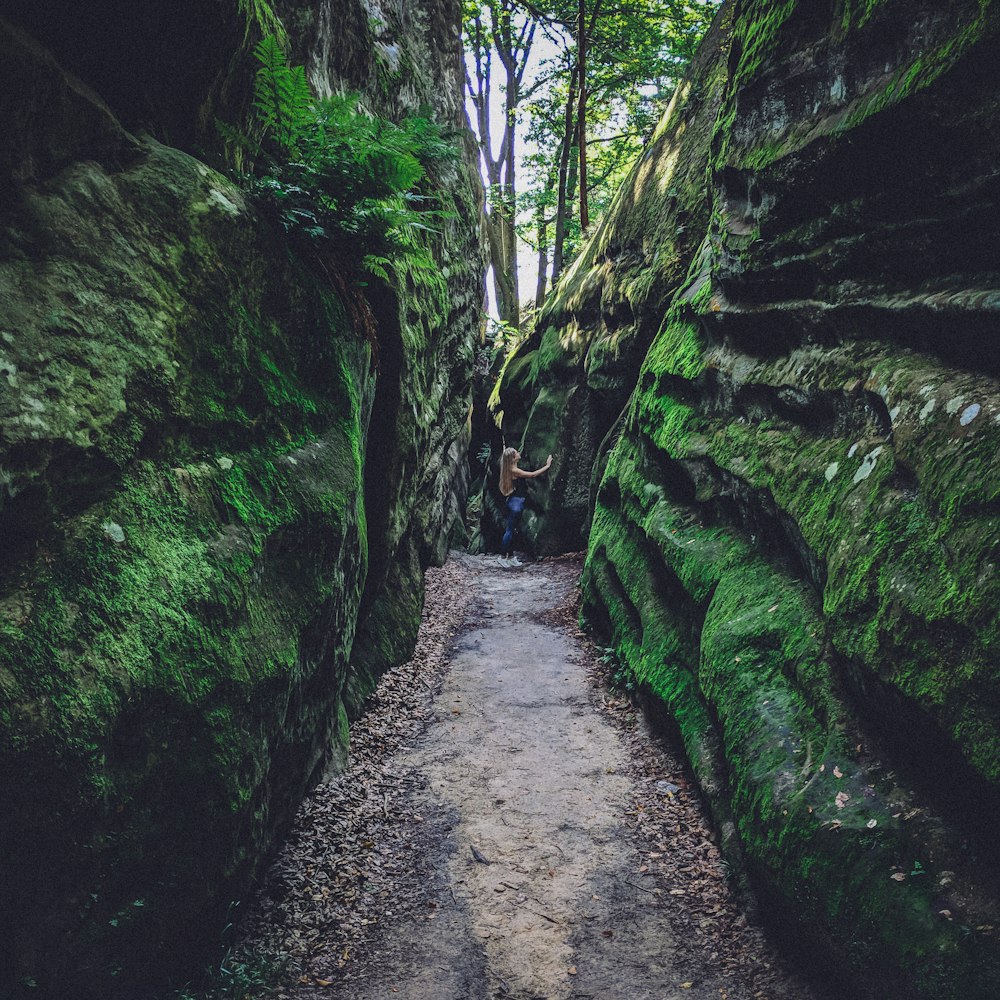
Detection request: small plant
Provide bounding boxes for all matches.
[599,645,634,693]
[228,35,456,282]
[173,947,288,1000]
[170,900,288,1000]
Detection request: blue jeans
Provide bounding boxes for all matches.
[501,496,524,554]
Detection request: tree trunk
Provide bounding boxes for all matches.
[577,0,589,235]
[502,83,520,329]
[551,67,577,285]
[565,139,579,248]
[534,201,550,311]
[488,211,518,326]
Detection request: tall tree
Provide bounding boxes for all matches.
[551,62,577,284]
[465,0,542,328]
[467,0,721,318]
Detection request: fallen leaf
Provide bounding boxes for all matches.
[833,766,844,779]
[568,966,577,976]
[682,983,693,990]
[891,872,907,882]
[867,819,877,828]
[835,791,850,809]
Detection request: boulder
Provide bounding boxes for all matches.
[518,0,1000,994]
[0,2,481,996]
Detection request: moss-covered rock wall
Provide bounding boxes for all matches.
[0,2,481,997]
[508,0,1000,995]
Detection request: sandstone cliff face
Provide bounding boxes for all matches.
[0,3,480,997]
[277,0,482,714]
[510,0,1000,995]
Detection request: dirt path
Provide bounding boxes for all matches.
[239,555,820,1000]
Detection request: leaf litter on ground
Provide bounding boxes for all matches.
[234,557,479,997]
[235,552,816,1000]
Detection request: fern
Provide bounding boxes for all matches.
[236,0,288,47]
[363,255,393,282]
[252,36,312,154]
[231,35,458,284]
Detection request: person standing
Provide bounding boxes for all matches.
[498,447,553,562]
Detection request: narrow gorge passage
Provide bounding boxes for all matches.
[242,556,819,1000]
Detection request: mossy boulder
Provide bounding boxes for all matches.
[0,123,369,998]
[520,0,1000,994]
[0,2,480,996]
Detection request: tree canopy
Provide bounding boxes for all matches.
[463,0,720,325]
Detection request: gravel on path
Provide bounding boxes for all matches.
[236,553,821,1000]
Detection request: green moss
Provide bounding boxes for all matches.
[699,392,1000,787]
[0,249,372,993]
[718,0,998,172]
[645,310,706,382]
[258,352,318,414]
[840,3,996,131]
[839,0,889,30]
[728,0,797,94]
[236,0,288,46]
[584,430,1000,997]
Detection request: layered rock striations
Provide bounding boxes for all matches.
[510,0,1000,996]
[0,2,480,997]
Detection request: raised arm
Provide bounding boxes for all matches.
[512,454,553,479]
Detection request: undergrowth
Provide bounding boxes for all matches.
[223,35,457,283]
[171,902,287,1000]
[173,948,286,1000]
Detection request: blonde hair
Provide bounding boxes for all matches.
[499,447,517,497]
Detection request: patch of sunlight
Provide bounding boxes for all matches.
[652,80,692,144]
[558,317,586,358]
[655,130,686,196]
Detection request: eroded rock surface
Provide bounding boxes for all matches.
[0,2,481,997]
[503,1,1000,996]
